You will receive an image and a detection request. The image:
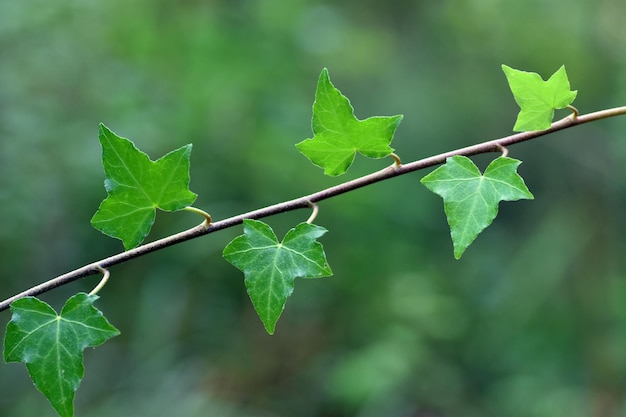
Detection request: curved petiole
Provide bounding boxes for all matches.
[306,202,319,224]
[184,206,212,229]
[88,266,110,296]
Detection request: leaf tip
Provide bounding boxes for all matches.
[318,68,330,84]
[98,122,113,136]
[390,114,404,127]
[501,64,515,75]
[264,323,276,335]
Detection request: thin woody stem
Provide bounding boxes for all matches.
[1,105,625,312]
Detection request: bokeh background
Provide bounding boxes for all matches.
[1,1,626,416]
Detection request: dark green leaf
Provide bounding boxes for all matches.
[4,293,119,417]
[296,68,403,176]
[91,124,197,249]
[223,220,332,334]
[421,156,534,259]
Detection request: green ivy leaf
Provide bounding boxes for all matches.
[296,68,403,176]
[223,219,332,334]
[91,124,197,249]
[421,156,534,259]
[502,65,578,132]
[4,293,119,417]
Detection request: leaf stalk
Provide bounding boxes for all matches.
[496,144,509,158]
[389,152,402,168]
[306,203,319,224]
[184,206,212,229]
[88,266,110,296]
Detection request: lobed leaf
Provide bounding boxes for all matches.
[296,68,403,176]
[223,220,332,334]
[4,293,119,417]
[421,156,534,259]
[502,65,577,132]
[91,124,197,249]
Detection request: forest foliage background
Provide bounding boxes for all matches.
[1,1,626,416]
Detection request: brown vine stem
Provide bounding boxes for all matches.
[1,106,625,312]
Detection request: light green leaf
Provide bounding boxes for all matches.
[421,156,534,259]
[296,68,403,176]
[4,293,119,417]
[502,65,577,132]
[91,124,197,249]
[223,220,332,334]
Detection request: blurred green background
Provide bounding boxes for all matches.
[1,1,626,416]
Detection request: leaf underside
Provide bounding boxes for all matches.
[421,156,534,259]
[91,124,197,249]
[296,68,403,176]
[4,293,119,417]
[223,219,333,334]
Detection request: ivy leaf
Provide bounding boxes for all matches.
[421,156,534,259]
[91,124,197,249]
[223,219,332,334]
[4,293,119,417]
[296,68,403,176]
[502,65,577,132]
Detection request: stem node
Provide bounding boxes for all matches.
[495,144,509,158]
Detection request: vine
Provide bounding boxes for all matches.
[2,65,626,417]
